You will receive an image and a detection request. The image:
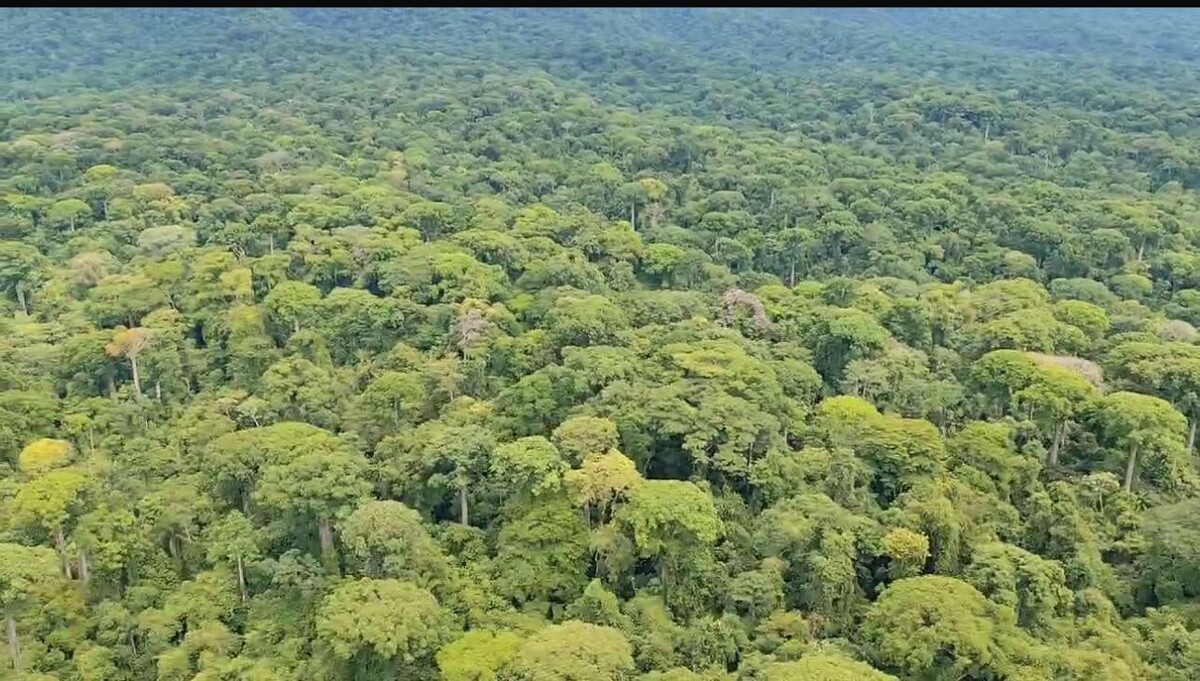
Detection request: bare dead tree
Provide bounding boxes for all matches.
[720,288,771,331]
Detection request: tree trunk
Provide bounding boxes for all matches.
[15,286,27,316]
[129,356,142,398]
[78,550,90,586]
[1188,418,1197,453]
[236,555,247,601]
[458,486,470,526]
[317,518,337,574]
[789,260,796,287]
[54,529,73,579]
[292,318,300,334]
[317,517,334,556]
[1124,444,1139,492]
[154,380,162,402]
[6,614,20,671]
[1048,422,1064,466]
[658,557,671,600]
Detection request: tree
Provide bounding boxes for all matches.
[512,621,635,681]
[1012,362,1097,465]
[88,273,171,327]
[0,242,45,315]
[202,422,346,513]
[0,543,60,670]
[565,449,643,526]
[338,500,448,587]
[104,326,153,398]
[263,280,323,336]
[964,542,1072,634]
[856,413,946,502]
[726,563,785,622]
[260,356,342,430]
[255,447,370,564]
[544,294,630,351]
[137,224,197,258]
[552,416,621,464]
[804,307,891,384]
[71,503,138,588]
[947,421,1035,501]
[760,653,897,680]
[16,439,72,476]
[203,511,261,601]
[437,630,524,681]
[45,198,92,232]
[346,370,426,446]
[566,579,630,629]
[493,496,590,607]
[1121,351,1200,452]
[489,436,568,504]
[863,576,1004,680]
[1090,391,1191,492]
[316,578,451,667]
[618,480,722,598]
[8,469,88,578]
[1139,499,1200,605]
[754,493,877,632]
[380,421,495,526]
[881,527,930,580]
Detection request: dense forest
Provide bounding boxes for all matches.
[4,7,1200,680]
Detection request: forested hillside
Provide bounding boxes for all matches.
[4,8,1200,680]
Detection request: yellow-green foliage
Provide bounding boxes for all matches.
[17,438,73,475]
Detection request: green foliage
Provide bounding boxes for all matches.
[863,576,1003,680]
[1090,391,1191,492]
[436,629,524,681]
[761,652,897,680]
[1139,499,1200,604]
[620,480,723,559]
[493,496,590,607]
[511,620,635,681]
[338,500,449,587]
[964,542,1072,634]
[16,439,72,475]
[316,578,450,662]
[0,8,1199,681]
[881,527,930,580]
